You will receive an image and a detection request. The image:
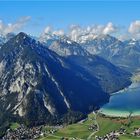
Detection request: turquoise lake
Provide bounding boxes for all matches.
[100,82,140,117]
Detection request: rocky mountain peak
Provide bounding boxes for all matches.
[3,32,42,53]
[14,32,34,44]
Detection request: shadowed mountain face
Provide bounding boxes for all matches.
[67,55,131,93]
[40,35,132,93]
[0,32,110,127]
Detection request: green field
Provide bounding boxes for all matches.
[39,113,95,140]
[95,115,122,136]
[40,135,61,140]
[10,122,20,130]
[120,135,140,140]
[39,113,140,140]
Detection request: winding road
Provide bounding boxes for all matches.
[87,111,99,140]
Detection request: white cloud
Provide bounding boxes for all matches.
[42,23,119,43]
[128,20,140,39]
[0,16,31,35]
[103,22,117,34]
[42,21,140,41]
[69,25,82,42]
[44,26,64,36]
[129,20,140,34]
[52,30,64,36]
[0,20,3,30]
[44,26,52,34]
[68,23,118,42]
[43,22,118,42]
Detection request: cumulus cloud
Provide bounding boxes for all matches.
[43,22,134,42]
[53,30,64,36]
[69,25,83,42]
[68,22,118,42]
[128,20,140,39]
[103,22,117,34]
[42,22,118,42]
[44,26,64,36]
[129,20,140,34]
[0,16,31,35]
[44,26,52,34]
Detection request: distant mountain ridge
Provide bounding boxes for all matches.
[39,32,140,72]
[80,35,140,72]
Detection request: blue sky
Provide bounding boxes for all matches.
[0,1,140,36]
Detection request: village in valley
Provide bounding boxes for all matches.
[2,112,140,140]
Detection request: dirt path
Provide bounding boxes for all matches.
[87,112,99,140]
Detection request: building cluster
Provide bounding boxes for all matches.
[95,127,126,140]
[48,129,57,134]
[88,124,98,131]
[2,124,44,140]
[131,128,140,137]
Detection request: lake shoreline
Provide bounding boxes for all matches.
[99,109,140,118]
[99,81,140,118]
[111,82,140,96]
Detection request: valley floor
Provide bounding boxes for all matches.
[3,111,140,140]
[38,112,140,140]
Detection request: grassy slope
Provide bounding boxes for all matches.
[56,123,90,139]
[94,115,140,140]
[39,113,95,140]
[40,135,60,140]
[95,115,122,137]
[119,117,140,140]
[120,135,140,140]
[39,114,140,140]
[10,122,20,130]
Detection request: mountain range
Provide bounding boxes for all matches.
[80,34,140,72]
[40,33,140,72]
[0,32,133,136]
